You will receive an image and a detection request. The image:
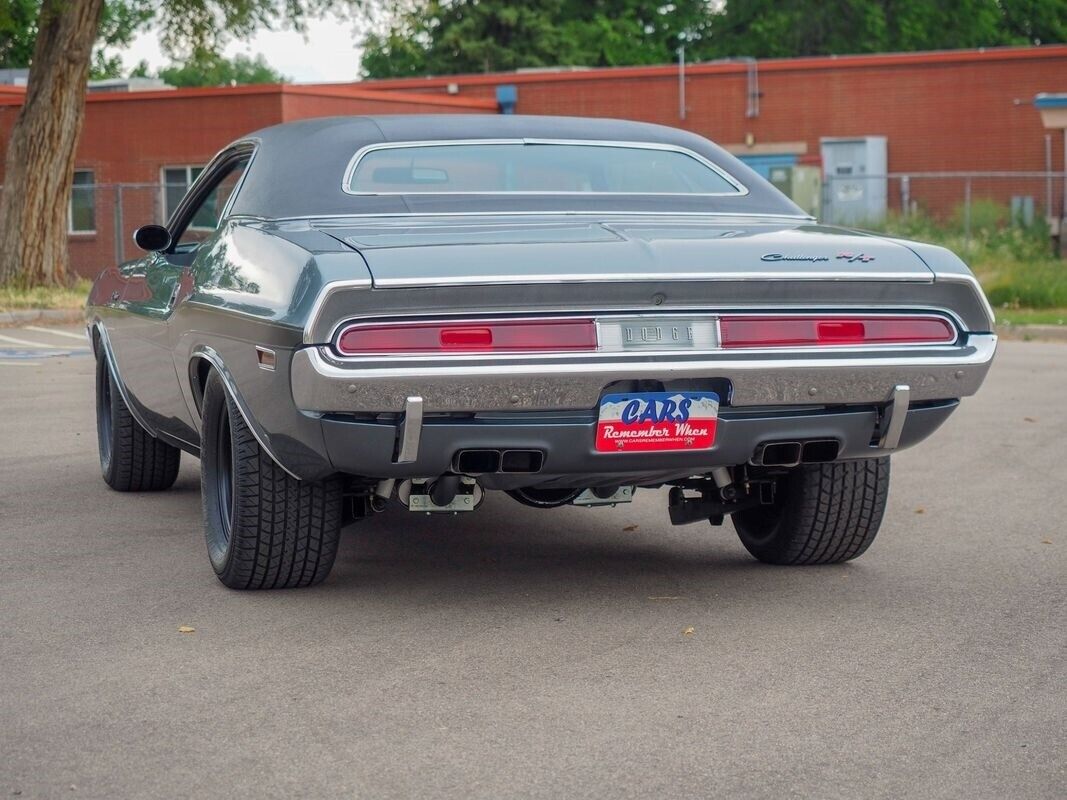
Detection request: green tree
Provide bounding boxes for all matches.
[0,0,38,68]
[361,0,1067,78]
[2,1,152,75]
[154,51,287,86]
[0,0,361,287]
[702,0,1066,58]
[361,0,714,78]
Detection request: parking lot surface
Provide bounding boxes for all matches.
[1,328,1064,799]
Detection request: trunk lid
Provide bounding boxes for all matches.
[314,216,934,288]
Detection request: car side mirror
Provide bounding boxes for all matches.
[133,225,171,253]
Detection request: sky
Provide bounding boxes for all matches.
[115,18,367,84]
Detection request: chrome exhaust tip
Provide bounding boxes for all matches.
[453,449,544,474]
[800,439,840,463]
[453,449,500,474]
[752,439,842,467]
[751,441,803,467]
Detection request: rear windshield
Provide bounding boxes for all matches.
[345,142,745,196]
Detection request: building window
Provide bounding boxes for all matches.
[162,165,206,224]
[69,170,95,234]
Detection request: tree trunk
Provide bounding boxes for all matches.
[0,0,103,287]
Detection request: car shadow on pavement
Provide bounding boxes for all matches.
[320,491,858,599]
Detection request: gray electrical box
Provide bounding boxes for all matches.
[820,136,887,225]
[769,164,822,219]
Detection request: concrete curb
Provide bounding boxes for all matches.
[0,308,83,327]
[996,324,1067,342]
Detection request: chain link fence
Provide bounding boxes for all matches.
[0,182,176,279]
[75,184,170,273]
[822,172,1066,243]
[3,174,1065,278]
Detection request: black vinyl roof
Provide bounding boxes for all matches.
[227,115,806,219]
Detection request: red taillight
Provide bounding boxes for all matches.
[719,316,956,348]
[335,318,598,355]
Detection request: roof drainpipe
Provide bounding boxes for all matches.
[496,84,517,114]
[738,57,759,118]
[678,45,686,121]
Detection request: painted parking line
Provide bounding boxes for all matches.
[0,333,65,349]
[0,347,83,359]
[22,326,88,342]
[0,327,91,362]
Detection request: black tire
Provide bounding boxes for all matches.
[200,370,342,589]
[733,458,890,565]
[96,347,180,492]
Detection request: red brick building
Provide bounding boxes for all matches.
[367,45,1065,173]
[0,44,1063,277]
[0,84,495,274]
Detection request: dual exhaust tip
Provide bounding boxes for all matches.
[454,449,544,475]
[456,440,839,473]
[751,439,841,468]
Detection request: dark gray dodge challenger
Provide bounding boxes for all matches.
[86,115,997,589]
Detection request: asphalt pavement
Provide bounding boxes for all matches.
[1,327,1064,799]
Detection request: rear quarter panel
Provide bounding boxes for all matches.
[168,220,372,476]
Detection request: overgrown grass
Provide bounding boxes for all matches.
[0,278,91,311]
[995,308,1067,326]
[865,201,1067,311]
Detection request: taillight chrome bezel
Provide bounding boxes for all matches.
[329,311,961,359]
[717,314,958,349]
[333,316,599,357]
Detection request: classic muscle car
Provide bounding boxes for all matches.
[87,115,996,589]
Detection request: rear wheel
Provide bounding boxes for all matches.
[200,370,343,589]
[732,458,890,565]
[95,347,180,491]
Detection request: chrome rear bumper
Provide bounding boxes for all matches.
[290,334,996,414]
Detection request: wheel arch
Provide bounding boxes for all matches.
[188,354,213,418]
[188,346,302,481]
[89,320,160,439]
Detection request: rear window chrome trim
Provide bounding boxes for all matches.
[341,138,749,198]
[300,211,814,222]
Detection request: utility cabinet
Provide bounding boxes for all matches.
[820,136,887,224]
[769,164,822,219]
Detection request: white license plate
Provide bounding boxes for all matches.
[596,391,719,453]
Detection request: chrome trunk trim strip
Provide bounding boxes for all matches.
[368,270,933,289]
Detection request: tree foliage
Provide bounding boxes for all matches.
[0,0,37,68]
[1,1,153,75]
[361,0,714,78]
[360,0,1067,78]
[0,1,361,72]
[702,0,1067,58]
[0,0,363,287]
[130,51,287,86]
